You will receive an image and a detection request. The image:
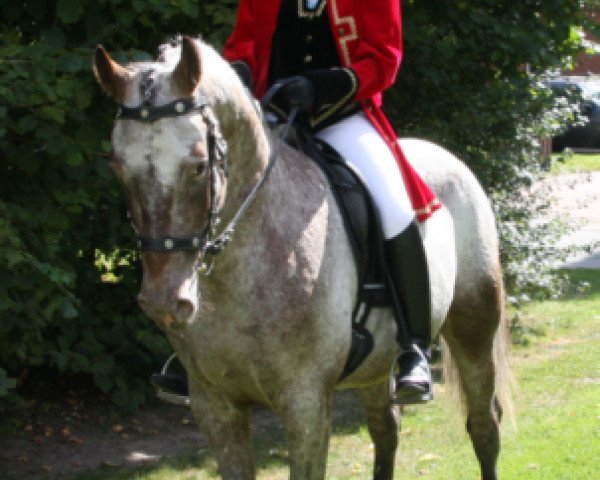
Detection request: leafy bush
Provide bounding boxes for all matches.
[0,0,237,410]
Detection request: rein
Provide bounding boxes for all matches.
[119,84,296,272]
[202,108,297,257]
[202,84,297,256]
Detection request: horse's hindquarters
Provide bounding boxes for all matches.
[420,206,456,337]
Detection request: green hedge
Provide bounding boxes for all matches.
[0,0,592,410]
[0,0,237,409]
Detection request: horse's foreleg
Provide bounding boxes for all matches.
[355,381,399,480]
[189,385,254,480]
[279,382,333,480]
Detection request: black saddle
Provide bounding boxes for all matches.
[292,126,392,380]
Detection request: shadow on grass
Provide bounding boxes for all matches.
[251,390,367,470]
[74,391,367,480]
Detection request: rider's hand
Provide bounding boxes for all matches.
[279,76,314,113]
[230,61,253,91]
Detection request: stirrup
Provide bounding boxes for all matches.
[392,383,433,405]
[153,353,190,406]
[390,346,433,405]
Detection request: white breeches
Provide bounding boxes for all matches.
[316,112,414,239]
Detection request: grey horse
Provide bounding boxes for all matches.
[93,36,512,480]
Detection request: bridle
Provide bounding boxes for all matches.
[116,84,296,272]
[117,94,228,257]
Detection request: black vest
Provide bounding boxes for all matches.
[268,0,339,84]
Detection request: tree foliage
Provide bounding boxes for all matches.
[0,0,593,408]
[389,0,591,299]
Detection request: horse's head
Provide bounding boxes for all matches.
[93,37,262,330]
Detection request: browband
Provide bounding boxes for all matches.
[116,95,209,123]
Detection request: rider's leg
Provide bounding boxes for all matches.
[316,112,433,404]
[383,220,433,404]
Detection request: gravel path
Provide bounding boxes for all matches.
[541,171,600,268]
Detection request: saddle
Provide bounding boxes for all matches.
[292,126,393,380]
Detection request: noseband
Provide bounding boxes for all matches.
[118,86,295,268]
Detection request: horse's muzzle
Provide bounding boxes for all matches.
[137,291,196,330]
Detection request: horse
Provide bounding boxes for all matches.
[93,36,512,480]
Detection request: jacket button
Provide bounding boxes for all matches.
[306,34,313,42]
[304,54,313,63]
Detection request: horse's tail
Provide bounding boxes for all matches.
[440,280,517,429]
[489,283,517,429]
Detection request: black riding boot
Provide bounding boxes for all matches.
[384,220,433,405]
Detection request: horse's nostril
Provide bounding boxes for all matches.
[137,291,194,328]
[176,299,194,321]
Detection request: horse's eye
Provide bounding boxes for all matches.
[190,141,208,177]
[194,162,207,176]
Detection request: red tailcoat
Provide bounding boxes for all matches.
[223,0,441,221]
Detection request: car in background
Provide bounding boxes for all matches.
[545,78,600,151]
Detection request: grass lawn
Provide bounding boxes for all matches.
[74,270,600,480]
[551,152,600,173]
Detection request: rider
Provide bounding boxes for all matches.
[152,0,441,404]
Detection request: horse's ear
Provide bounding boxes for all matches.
[172,36,202,96]
[93,45,129,102]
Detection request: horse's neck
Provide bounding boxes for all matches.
[209,128,334,288]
